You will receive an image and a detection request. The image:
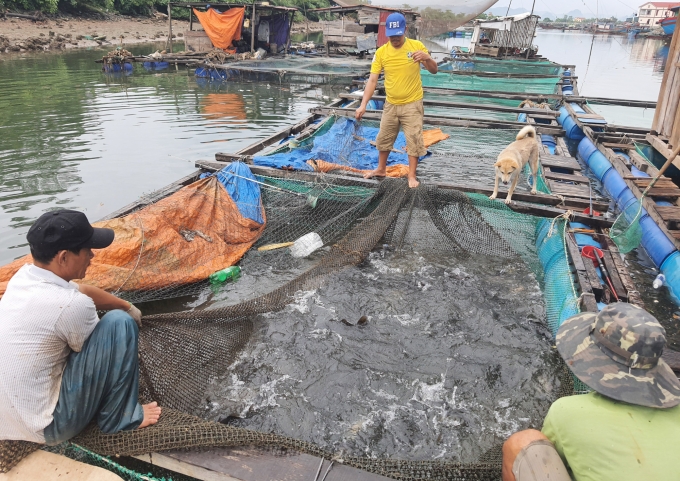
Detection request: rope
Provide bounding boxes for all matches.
[547,209,573,238]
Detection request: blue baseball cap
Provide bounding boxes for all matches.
[385,12,406,37]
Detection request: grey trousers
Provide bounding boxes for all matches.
[43,310,144,445]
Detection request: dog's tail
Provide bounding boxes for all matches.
[516,125,536,140]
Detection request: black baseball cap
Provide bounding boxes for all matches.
[27,209,114,252]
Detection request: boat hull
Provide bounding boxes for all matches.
[660,17,676,35]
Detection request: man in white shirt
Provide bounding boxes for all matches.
[0,209,161,445]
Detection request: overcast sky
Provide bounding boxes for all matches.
[373,0,640,19]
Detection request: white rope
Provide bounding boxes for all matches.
[547,209,573,238]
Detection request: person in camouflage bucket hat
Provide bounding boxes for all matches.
[501,302,680,481]
[556,302,680,408]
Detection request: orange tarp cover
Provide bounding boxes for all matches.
[193,7,244,51]
[307,129,450,178]
[0,176,265,296]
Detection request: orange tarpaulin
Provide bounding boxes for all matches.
[309,160,410,178]
[307,129,450,178]
[0,176,265,297]
[193,7,244,51]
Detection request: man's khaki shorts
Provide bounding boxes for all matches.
[513,440,571,481]
[375,99,427,158]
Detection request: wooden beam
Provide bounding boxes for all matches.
[339,93,559,116]
[135,448,393,481]
[308,107,565,135]
[540,154,582,171]
[196,161,613,223]
[250,4,256,53]
[603,236,644,307]
[602,250,628,301]
[167,2,173,54]
[543,171,588,183]
[569,96,656,109]
[589,138,680,251]
[646,133,680,170]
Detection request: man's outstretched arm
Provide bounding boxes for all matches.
[78,283,130,311]
[355,73,380,121]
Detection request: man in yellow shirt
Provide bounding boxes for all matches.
[355,12,437,188]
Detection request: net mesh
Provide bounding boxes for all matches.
[0,178,583,478]
[440,59,562,76]
[421,71,561,94]
[610,201,644,254]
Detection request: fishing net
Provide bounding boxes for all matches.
[3,177,583,479]
[610,201,644,254]
[422,71,562,95]
[0,173,584,479]
[440,59,563,76]
[201,58,373,85]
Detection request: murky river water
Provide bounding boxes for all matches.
[0,31,677,461]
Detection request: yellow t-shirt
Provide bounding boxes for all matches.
[370,38,428,105]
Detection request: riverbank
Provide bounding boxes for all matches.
[0,14,189,53]
[0,15,326,54]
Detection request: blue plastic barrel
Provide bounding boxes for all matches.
[661,251,680,304]
[639,214,677,267]
[570,103,586,114]
[654,199,674,206]
[558,106,584,140]
[577,137,598,163]
[631,165,649,177]
[541,134,556,154]
[602,168,628,199]
[617,188,638,210]
[586,151,612,180]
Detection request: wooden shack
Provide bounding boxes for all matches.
[649,5,680,165]
[168,2,298,54]
[469,13,540,57]
[310,4,420,52]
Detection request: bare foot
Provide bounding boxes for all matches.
[138,401,162,429]
[408,177,420,188]
[363,169,386,179]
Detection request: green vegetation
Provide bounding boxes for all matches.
[0,0,342,17]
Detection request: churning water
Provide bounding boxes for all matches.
[205,247,561,461]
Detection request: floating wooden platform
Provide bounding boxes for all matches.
[135,448,392,481]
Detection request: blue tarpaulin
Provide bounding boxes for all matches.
[253,118,427,172]
[201,162,264,224]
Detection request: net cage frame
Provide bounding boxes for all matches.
[0,118,588,480]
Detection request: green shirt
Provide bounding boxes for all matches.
[542,392,680,481]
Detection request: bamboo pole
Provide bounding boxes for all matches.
[167,2,173,53]
[251,4,256,53]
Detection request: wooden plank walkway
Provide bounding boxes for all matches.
[540,154,582,171]
[135,448,393,481]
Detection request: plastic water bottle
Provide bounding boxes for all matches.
[653,273,665,289]
[209,266,241,285]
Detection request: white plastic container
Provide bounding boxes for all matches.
[290,232,323,258]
